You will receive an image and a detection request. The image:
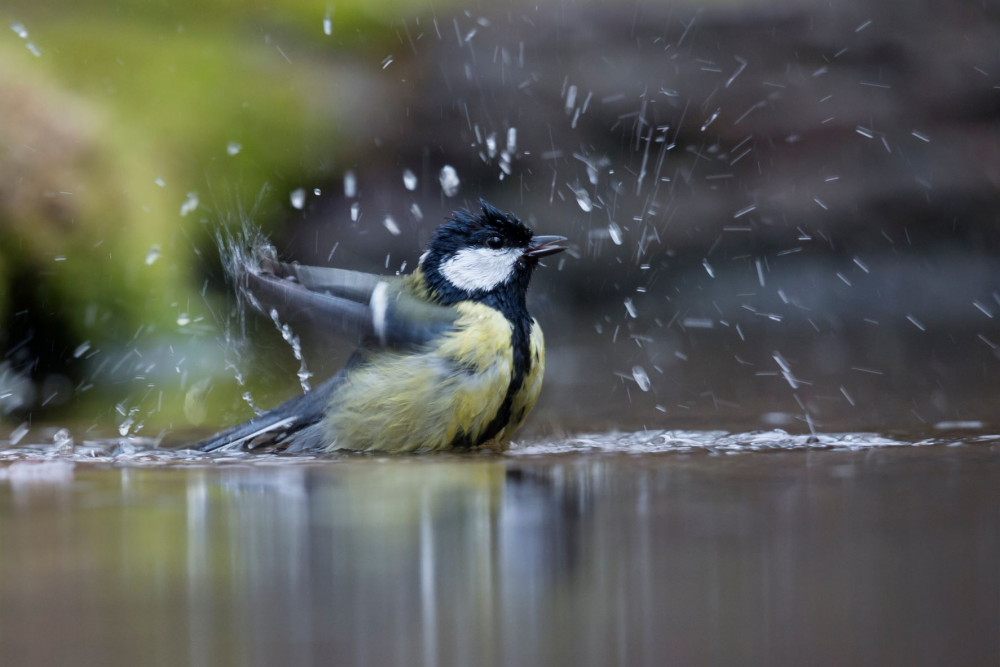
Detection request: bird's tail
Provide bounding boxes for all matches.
[196,374,342,453]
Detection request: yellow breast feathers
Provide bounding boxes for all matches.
[321,301,535,452]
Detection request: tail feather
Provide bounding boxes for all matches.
[197,375,342,453]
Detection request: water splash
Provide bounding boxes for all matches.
[9,423,28,445]
[623,298,637,319]
[571,186,593,212]
[700,108,721,131]
[607,222,623,245]
[439,165,460,197]
[179,192,199,217]
[383,215,401,236]
[511,430,927,456]
[344,171,357,198]
[631,366,651,392]
[0,429,981,467]
[268,309,312,393]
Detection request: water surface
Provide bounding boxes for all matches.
[1,430,997,667]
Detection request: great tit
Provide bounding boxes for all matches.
[198,200,566,453]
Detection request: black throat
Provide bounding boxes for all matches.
[422,260,536,447]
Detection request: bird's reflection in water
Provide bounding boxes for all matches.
[179,450,998,666]
[182,459,593,666]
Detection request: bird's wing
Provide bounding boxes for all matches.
[240,260,458,349]
[274,262,385,303]
[196,370,345,452]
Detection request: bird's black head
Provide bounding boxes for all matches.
[420,200,565,307]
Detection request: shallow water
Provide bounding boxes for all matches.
[1,430,998,666]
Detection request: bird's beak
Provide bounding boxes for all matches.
[524,235,568,258]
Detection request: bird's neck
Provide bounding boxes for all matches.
[475,287,530,328]
[416,263,532,326]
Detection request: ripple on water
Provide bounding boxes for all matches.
[509,430,948,456]
[0,427,994,470]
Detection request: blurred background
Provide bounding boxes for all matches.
[1,0,999,439]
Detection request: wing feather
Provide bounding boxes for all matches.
[240,261,458,349]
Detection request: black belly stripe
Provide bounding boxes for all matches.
[449,295,533,449]
[474,317,531,446]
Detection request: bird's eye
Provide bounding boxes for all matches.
[486,235,503,249]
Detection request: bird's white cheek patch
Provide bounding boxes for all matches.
[440,247,522,292]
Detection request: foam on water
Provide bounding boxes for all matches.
[0,428,994,470]
[509,429,963,456]
[0,437,322,469]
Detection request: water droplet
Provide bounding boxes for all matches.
[702,259,715,278]
[506,127,517,154]
[499,152,512,176]
[323,12,332,35]
[297,368,313,391]
[73,341,91,358]
[226,141,242,156]
[608,222,622,245]
[572,186,592,212]
[290,188,306,210]
[383,216,401,236]
[624,298,637,318]
[410,203,423,220]
[9,422,28,445]
[632,365,651,392]
[381,55,394,69]
[700,108,721,132]
[154,177,166,187]
[313,187,322,196]
[52,428,73,449]
[145,244,161,266]
[439,165,460,197]
[403,169,417,191]
[350,202,360,221]
[773,352,798,389]
[933,420,984,430]
[564,84,578,113]
[179,192,199,216]
[344,171,357,198]
[10,22,28,39]
[177,313,191,326]
[906,314,925,331]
